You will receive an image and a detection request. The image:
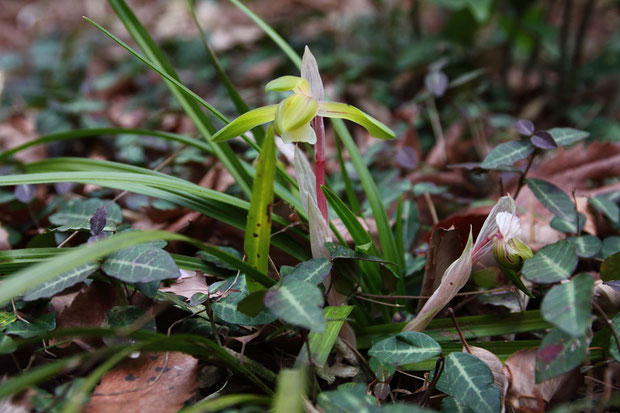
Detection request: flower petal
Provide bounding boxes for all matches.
[265,75,311,95]
[276,94,319,132]
[317,101,395,140]
[472,195,516,260]
[280,123,317,144]
[301,46,325,101]
[212,105,277,142]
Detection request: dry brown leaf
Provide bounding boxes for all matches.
[0,225,10,250]
[504,349,580,412]
[85,352,199,413]
[158,272,208,300]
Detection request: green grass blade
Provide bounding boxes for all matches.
[0,230,277,306]
[297,306,354,366]
[333,121,403,272]
[272,369,306,413]
[0,128,212,162]
[180,394,271,413]
[227,0,301,69]
[186,0,266,145]
[244,128,276,292]
[101,0,253,195]
[334,136,360,213]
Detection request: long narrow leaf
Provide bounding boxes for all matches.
[244,128,276,293]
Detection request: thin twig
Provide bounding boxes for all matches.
[359,286,514,300]
[448,308,471,353]
[355,295,405,308]
[423,191,438,225]
[421,356,444,408]
[513,152,536,200]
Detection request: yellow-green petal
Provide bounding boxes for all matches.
[317,101,395,140]
[281,123,317,144]
[211,105,277,142]
[275,94,319,133]
[265,75,311,95]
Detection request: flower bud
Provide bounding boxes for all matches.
[493,236,533,270]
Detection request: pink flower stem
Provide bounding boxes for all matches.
[313,116,328,221]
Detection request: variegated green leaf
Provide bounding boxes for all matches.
[536,328,588,382]
[548,127,589,146]
[23,262,99,301]
[567,235,602,258]
[102,244,180,283]
[283,258,332,286]
[522,240,578,284]
[526,178,576,222]
[541,273,594,337]
[481,141,534,169]
[49,199,122,232]
[368,332,441,366]
[264,282,325,332]
[589,195,620,225]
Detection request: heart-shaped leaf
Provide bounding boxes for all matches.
[515,119,535,136]
[602,236,620,258]
[50,199,123,232]
[536,328,588,382]
[522,240,578,284]
[437,352,501,413]
[264,281,325,332]
[548,127,589,146]
[5,312,55,339]
[589,195,620,225]
[481,141,534,169]
[210,276,277,326]
[441,396,475,413]
[368,332,441,366]
[23,262,99,301]
[541,273,593,337]
[567,235,602,258]
[526,178,576,222]
[283,258,332,286]
[102,244,180,283]
[550,213,586,234]
[530,131,557,149]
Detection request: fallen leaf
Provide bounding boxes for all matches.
[465,345,508,404]
[504,349,580,412]
[85,352,199,413]
[159,272,208,300]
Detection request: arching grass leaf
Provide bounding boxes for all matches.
[272,369,306,413]
[536,328,588,382]
[437,352,501,413]
[526,178,576,222]
[567,235,602,258]
[589,195,620,225]
[283,258,332,286]
[522,240,578,284]
[541,273,594,337]
[102,244,180,283]
[49,199,122,232]
[481,141,534,169]
[548,128,589,146]
[298,306,354,367]
[210,276,277,326]
[368,332,441,366]
[264,282,325,332]
[23,262,99,301]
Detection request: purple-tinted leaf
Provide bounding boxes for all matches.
[425,70,449,97]
[14,184,35,203]
[87,232,108,244]
[395,147,419,170]
[54,182,76,195]
[515,119,535,136]
[604,281,620,292]
[531,131,558,149]
[90,207,107,236]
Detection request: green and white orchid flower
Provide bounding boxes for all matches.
[211,75,395,144]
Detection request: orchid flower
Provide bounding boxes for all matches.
[403,195,533,332]
[210,60,395,145]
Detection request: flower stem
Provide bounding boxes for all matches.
[313,116,328,221]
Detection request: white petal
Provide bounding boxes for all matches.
[496,211,521,239]
[472,195,516,258]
